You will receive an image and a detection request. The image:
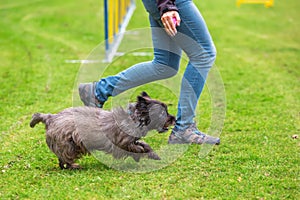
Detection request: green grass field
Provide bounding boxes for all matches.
[1,0,299,199]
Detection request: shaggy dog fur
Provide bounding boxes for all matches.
[30,92,175,169]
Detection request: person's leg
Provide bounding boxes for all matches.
[168,0,219,144]
[94,17,181,103]
[174,0,216,130]
[79,4,182,107]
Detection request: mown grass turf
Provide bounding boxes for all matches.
[1,0,299,199]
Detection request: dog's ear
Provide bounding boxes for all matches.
[141,91,151,99]
[136,95,150,112]
[137,95,148,104]
[136,95,151,127]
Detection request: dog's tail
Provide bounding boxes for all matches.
[30,113,50,128]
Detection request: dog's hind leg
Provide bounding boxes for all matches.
[51,135,84,170]
[59,158,67,169]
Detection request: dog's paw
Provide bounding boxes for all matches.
[148,152,161,160]
[60,163,82,170]
[128,143,145,153]
[135,141,153,153]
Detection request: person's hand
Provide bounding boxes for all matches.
[161,11,181,37]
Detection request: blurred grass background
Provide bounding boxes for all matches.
[0,0,299,199]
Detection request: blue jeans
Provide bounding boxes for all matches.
[95,0,216,131]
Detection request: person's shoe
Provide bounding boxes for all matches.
[78,82,104,108]
[168,124,220,145]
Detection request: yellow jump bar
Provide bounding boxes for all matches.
[237,0,274,8]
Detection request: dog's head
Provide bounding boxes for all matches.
[129,92,175,133]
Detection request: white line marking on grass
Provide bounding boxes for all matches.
[65,52,152,64]
[65,60,102,64]
[114,52,153,57]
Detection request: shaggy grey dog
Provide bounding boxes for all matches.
[30,92,175,169]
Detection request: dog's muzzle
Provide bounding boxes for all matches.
[158,126,169,133]
[157,115,176,133]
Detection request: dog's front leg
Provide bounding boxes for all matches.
[127,143,145,162]
[127,142,145,153]
[135,141,152,152]
[135,141,161,160]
